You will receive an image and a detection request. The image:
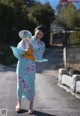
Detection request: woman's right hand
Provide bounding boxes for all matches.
[28,43,36,54]
[28,43,33,50]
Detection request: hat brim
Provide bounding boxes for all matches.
[18,30,32,39]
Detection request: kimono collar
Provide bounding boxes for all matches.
[32,36,40,42]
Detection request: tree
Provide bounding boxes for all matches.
[56,4,79,30]
[28,3,55,47]
[0,0,55,47]
[0,0,31,44]
[69,31,80,45]
[26,0,37,7]
[56,4,80,46]
[0,0,55,65]
[0,0,37,65]
[0,3,15,43]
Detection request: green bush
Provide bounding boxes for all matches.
[68,31,80,46]
[0,44,17,65]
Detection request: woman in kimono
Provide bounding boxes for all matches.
[15,26,46,114]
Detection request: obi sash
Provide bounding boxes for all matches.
[22,49,35,60]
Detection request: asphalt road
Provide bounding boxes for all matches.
[0,47,80,116]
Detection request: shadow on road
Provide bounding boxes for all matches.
[17,109,28,114]
[33,110,56,116]
[17,109,56,116]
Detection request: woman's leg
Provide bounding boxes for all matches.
[16,78,22,112]
[28,100,34,114]
[15,99,21,112]
[17,99,21,107]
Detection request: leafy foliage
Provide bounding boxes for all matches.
[68,31,80,45]
[0,0,55,65]
[56,4,79,30]
[28,3,55,46]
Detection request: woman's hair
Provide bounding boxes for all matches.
[35,25,46,35]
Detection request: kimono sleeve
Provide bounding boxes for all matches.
[17,40,27,51]
[35,42,45,60]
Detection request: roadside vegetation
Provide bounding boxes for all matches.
[0,0,80,65]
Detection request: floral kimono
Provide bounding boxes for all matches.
[16,36,45,101]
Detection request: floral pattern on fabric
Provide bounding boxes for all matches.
[16,36,45,101]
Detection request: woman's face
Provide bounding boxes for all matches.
[34,30,44,40]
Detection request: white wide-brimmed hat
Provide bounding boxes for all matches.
[18,30,32,39]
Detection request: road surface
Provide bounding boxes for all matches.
[0,47,80,116]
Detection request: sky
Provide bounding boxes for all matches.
[36,0,80,10]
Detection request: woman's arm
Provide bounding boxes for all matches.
[35,42,45,60]
[17,40,29,51]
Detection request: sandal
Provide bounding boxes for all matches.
[28,109,34,114]
[15,105,21,112]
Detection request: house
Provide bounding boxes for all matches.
[50,21,65,46]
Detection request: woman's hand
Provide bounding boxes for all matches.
[24,38,29,43]
[28,43,33,50]
[24,42,35,53]
[28,43,36,54]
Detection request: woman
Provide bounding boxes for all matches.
[15,26,46,114]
